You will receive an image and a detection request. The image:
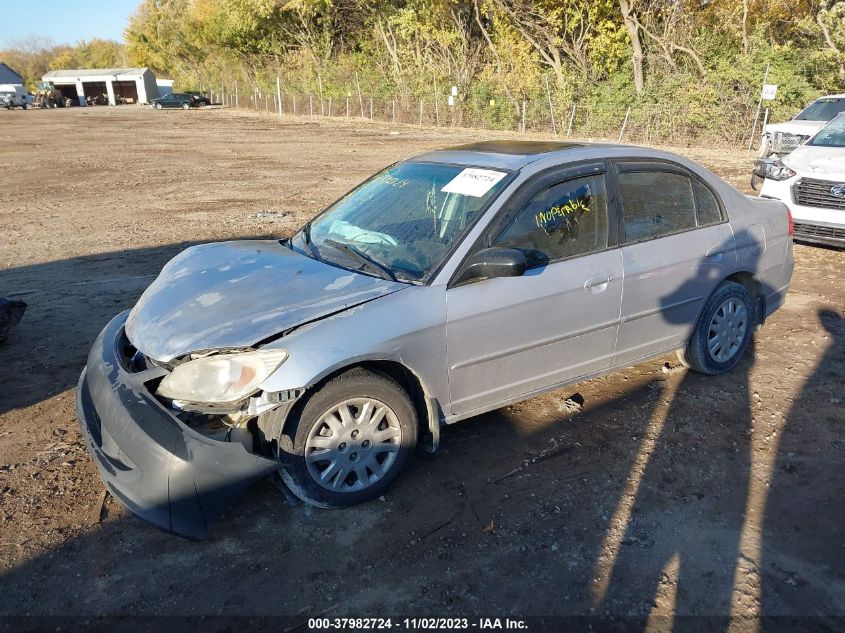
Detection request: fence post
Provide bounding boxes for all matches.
[310,95,313,116]
[392,98,396,124]
[265,94,268,113]
[346,96,350,118]
[235,82,239,109]
[318,72,324,116]
[521,99,526,133]
[355,71,364,117]
[618,106,631,142]
[761,107,770,137]
[276,76,282,115]
[328,96,332,117]
[567,104,576,136]
[370,97,373,120]
[419,99,423,127]
[293,95,296,116]
[544,75,557,136]
[748,62,770,150]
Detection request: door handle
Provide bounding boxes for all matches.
[584,273,612,289]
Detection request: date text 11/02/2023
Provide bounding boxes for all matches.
[307,617,528,630]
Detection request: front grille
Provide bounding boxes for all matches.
[771,131,808,154]
[793,222,845,241]
[792,178,845,210]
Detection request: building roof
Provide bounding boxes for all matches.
[0,63,24,85]
[43,67,150,79]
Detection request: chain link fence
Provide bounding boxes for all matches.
[206,87,759,148]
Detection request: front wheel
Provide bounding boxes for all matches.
[181,103,190,110]
[677,281,754,375]
[273,368,418,508]
[155,103,163,110]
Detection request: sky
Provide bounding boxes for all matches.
[0,0,139,48]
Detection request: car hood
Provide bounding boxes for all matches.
[764,120,826,136]
[125,240,404,362]
[784,145,845,179]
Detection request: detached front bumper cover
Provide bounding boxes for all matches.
[76,311,281,539]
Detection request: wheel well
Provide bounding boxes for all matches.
[356,361,434,443]
[724,271,764,322]
[288,360,436,446]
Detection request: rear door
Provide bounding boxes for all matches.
[445,162,623,416]
[611,161,736,366]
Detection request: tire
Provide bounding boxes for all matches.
[155,103,163,110]
[678,281,754,375]
[275,368,418,508]
[182,103,190,110]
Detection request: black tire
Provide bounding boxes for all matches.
[678,281,754,375]
[155,102,163,110]
[275,368,418,508]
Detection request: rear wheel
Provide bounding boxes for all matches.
[678,281,753,375]
[155,102,163,110]
[181,103,190,110]
[274,368,417,507]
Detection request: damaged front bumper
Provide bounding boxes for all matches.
[76,311,282,539]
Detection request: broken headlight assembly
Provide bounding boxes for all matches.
[754,158,796,181]
[156,349,288,404]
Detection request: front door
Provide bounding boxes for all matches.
[446,166,623,416]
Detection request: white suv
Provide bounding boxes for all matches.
[760,94,845,157]
[758,113,845,248]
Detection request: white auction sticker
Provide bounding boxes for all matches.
[441,168,507,197]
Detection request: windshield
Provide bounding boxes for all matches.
[808,115,845,147]
[292,162,512,282]
[794,97,845,121]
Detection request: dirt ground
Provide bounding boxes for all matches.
[0,107,842,628]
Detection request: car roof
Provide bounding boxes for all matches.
[409,140,659,170]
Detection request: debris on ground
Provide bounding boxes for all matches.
[557,392,585,414]
[251,210,291,221]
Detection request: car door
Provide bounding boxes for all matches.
[611,161,736,366]
[445,163,623,416]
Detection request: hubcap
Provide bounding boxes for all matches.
[707,298,748,363]
[304,398,402,492]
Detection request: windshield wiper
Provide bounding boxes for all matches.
[300,221,322,260]
[323,238,398,281]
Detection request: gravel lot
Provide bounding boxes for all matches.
[0,107,842,626]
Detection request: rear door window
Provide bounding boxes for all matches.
[492,174,609,267]
[617,170,697,242]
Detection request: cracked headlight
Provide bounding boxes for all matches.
[756,159,796,181]
[156,349,288,404]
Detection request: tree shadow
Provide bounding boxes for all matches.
[760,309,845,619]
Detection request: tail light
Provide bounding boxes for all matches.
[786,208,794,236]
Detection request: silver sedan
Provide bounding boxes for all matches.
[77,140,795,538]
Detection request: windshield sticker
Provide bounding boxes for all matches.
[441,168,507,197]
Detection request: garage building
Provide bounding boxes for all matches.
[41,68,159,105]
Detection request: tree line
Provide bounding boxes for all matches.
[2,1,844,140]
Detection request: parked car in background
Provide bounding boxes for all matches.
[760,94,845,157]
[77,141,794,538]
[757,113,845,248]
[150,92,208,109]
[0,84,28,109]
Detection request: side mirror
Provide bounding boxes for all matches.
[453,247,527,286]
